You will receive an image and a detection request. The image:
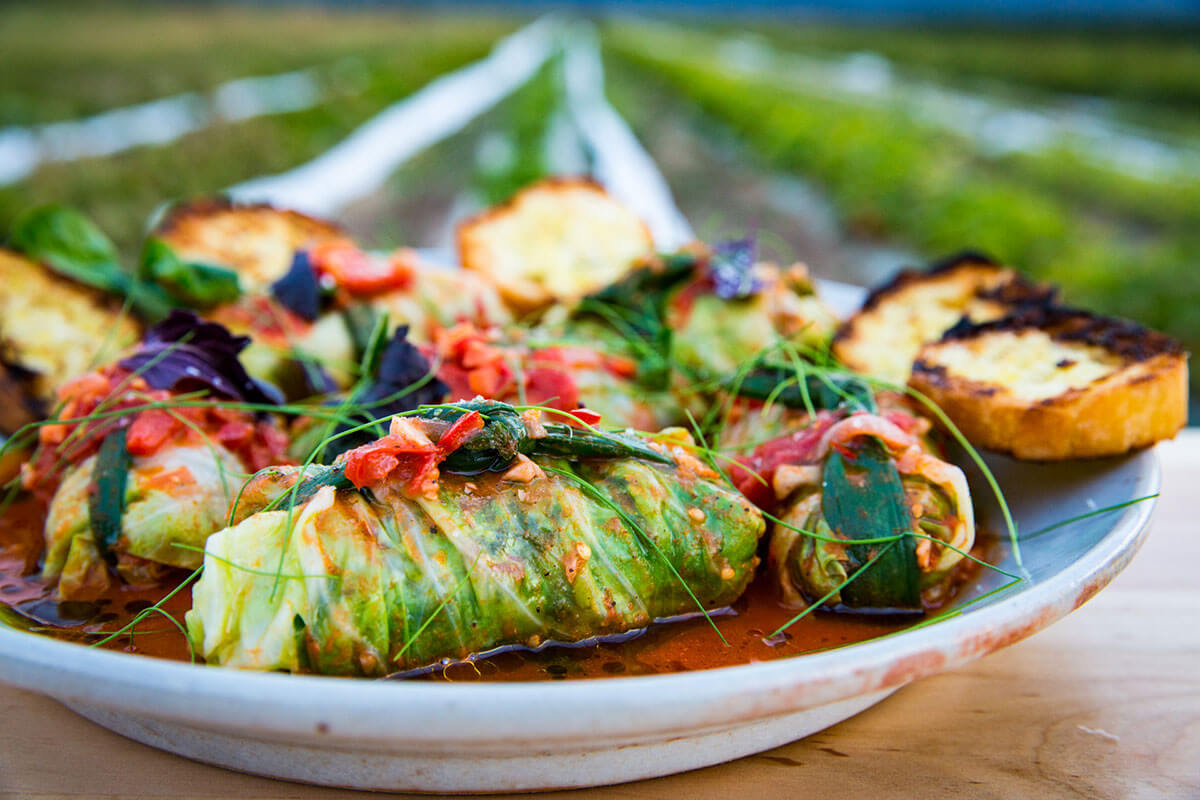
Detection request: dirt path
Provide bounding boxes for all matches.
[335,48,919,292]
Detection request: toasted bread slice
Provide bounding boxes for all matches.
[833,252,1055,385]
[909,306,1187,460]
[457,178,655,312]
[0,249,141,432]
[153,198,343,291]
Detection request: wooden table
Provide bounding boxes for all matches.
[3,436,1198,800]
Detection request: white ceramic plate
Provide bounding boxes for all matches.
[0,280,1161,793]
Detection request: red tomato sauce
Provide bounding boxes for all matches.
[0,497,194,662]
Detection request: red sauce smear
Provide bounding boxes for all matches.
[422,578,909,683]
[0,498,194,662]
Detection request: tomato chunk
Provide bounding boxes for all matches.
[309,240,414,295]
[523,367,580,412]
[126,409,182,456]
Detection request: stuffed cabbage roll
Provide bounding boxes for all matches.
[153,205,508,397]
[561,242,838,420]
[42,443,244,596]
[28,312,290,600]
[664,257,838,382]
[734,406,974,613]
[188,403,764,675]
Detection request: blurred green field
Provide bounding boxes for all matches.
[0,3,514,252]
[756,23,1200,120]
[0,4,514,125]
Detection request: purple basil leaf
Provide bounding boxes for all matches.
[119,310,284,406]
[316,326,449,461]
[711,236,762,300]
[271,251,321,322]
[358,324,448,417]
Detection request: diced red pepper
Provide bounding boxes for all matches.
[437,411,483,453]
[430,325,515,401]
[141,465,195,493]
[667,276,711,324]
[216,420,255,449]
[604,355,638,379]
[240,421,292,472]
[344,444,402,489]
[342,413,482,496]
[467,362,513,398]
[531,347,603,369]
[830,440,857,461]
[437,363,477,402]
[569,408,602,426]
[884,409,921,434]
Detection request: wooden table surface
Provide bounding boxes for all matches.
[2,435,1198,800]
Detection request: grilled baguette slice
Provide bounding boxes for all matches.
[0,249,141,432]
[457,178,655,312]
[909,307,1187,460]
[153,198,343,291]
[833,252,1055,385]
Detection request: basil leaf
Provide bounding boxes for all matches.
[573,253,697,390]
[342,304,381,364]
[304,324,449,464]
[292,464,355,506]
[89,428,133,560]
[119,310,283,406]
[575,251,698,319]
[710,237,762,300]
[357,310,391,380]
[9,205,127,293]
[821,440,921,612]
[141,237,241,308]
[731,367,877,413]
[9,205,177,321]
[423,401,674,474]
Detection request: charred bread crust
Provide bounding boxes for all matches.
[855,251,1002,314]
[936,305,1185,361]
[153,198,343,289]
[0,248,141,433]
[832,252,1056,384]
[457,177,655,312]
[154,197,344,242]
[910,306,1187,460]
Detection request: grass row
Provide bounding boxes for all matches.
[752,22,1200,112]
[0,22,514,255]
[0,2,514,125]
[605,25,1200,386]
[653,24,1200,236]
